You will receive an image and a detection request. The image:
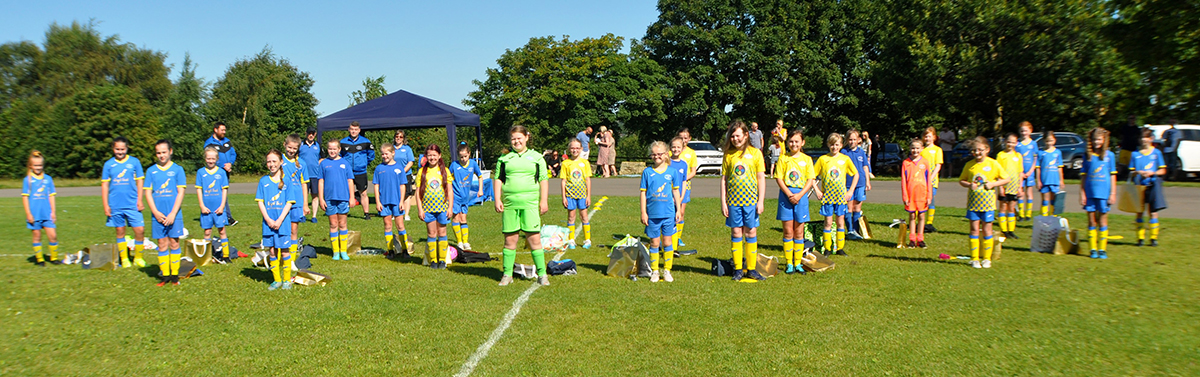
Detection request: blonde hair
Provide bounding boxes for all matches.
[722,120,748,152]
[971,136,990,150]
[826,132,844,148]
[380,143,395,154]
[1088,127,1110,159]
[649,140,667,154]
[266,149,285,190]
[27,150,43,176]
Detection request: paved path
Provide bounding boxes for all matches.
[4,178,1198,219]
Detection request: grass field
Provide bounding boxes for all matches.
[1,195,1197,375]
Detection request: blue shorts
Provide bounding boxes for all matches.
[565,197,588,211]
[646,217,677,239]
[820,203,848,217]
[682,185,692,203]
[379,204,403,217]
[326,200,349,215]
[929,187,938,209]
[452,200,470,214]
[199,212,226,230]
[424,211,450,225]
[777,188,810,222]
[1040,185,1059,194]
[27,219,56,230]
[966,210,995,222]
[848,185,867,202]
[1023,174,1037,187]
[152,216,185,239]
[290,205,306,223]
[261,234,291,249]
[1084,198,1110,213]
[725,205,759,228]
[106,208,145,228]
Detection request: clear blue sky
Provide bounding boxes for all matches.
[1,0,661,116]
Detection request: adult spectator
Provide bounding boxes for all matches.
[748,122,764,150]
[204,122,237,225]
[596,126,616,177]
[1118,115,1142,180]
[938,128,956,178]
[392,130,416,220]
[299,127,322,223]
[544,149,561,177]
[340,121,376,220]
[1162,119,1181,179]
[576,127,593,160]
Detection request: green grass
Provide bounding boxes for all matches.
[1,195,1197,375]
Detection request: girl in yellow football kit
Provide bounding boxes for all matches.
[921,127,944,232]
[720,120,767,281]
[774,129,815,274]
[417,144,454,269]
[560,138,592,249]
[995,134,1023,239]
[958,137,1011,269]
[813,133,859,256]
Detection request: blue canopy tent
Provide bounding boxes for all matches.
[316,89,482,160]
[317,89,492,203]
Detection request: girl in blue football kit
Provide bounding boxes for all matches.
[1079,128,1117,259]
[641,141,683,283]
[1035,131,1064,216]
[374,144,410,257]
[319,140,357,260]
[450,144,482,250]
[195,147,230,262]
[144,140,187,286]
[22,151,58,267]
[258,150,295,290]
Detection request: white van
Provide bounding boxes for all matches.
[1146,124,1200,180]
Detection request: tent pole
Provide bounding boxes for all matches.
[447,124,458,158]
[476,125,483,165]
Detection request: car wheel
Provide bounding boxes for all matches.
[1070,157,1083,171]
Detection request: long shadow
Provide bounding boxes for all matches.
[578,262,609,275]
[758,244,783,251]
[138,265,162,280]
[857,238,900,249]
[450,265,504,281]
[240,267,274,283]
[671,264,712,275]
[865,253,948,264]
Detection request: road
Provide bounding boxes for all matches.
[4,177,1198,219]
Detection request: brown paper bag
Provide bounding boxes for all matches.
[895,222,909,248]
[83,244,119,270]
[185,239,214,266]
[754,254,779,277]
[858,214,873,239]
[346,230,363,255]
[1054,229,1080,255]
[293,269,331,286]
[992,237,1002,261]
[800,251,836,272]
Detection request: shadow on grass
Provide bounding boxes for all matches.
[578,263,608,275]
[240,267,273,283]
[858,238,900,249]
[671,263,713,276]
[865,253,948,264]
[137,265,162,280]
[450,265,503,281]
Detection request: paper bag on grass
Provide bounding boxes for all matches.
[800,251,835,272]
[293,269,331,286]
[754,254,779,277]
[346,231,363,255]
[1054,229,1081,255]
[82,244,119,270]
[185,239,213,266]
[858,214,873,239]
[1117,180,1146,214]
[895,222,909,248]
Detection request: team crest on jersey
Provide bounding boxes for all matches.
[787,169,800,185]
[830,168,840,180]
[339,164,346,169]
[973,174,987,190]
[571,169,583,180]
[394,168,402,174]
[431,179,441,188]
[734,162,747,177]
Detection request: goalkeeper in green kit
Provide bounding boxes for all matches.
[494,125,551,286]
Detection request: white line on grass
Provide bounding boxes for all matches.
[454,250,565,377]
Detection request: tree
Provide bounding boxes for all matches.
[349,75,388,107]
[159,54,209,172]
[35,21,172,106]
[204,47,318,173]
[42,85,160,178]
[465,34,668,160]
[1107,0,1200,121]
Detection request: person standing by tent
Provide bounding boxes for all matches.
[299,127,322,223]
[341,121,376,220]
[204,122,237,226]
[393,130,416,221]
[495,125,550,286]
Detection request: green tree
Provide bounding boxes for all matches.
[349,75,388,107]
[36,21,172,106]
[159,54,209,172]
[42,85,160,178]
[465,34,668,161]
[203,47,318,173]
[1107,0,1200,121]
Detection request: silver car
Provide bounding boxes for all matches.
[688,141,723,175]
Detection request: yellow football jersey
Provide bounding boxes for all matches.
[416,167,454,213]
[996,150,1023,195]
[814,153,859,205]
[775,153,815,189]
[959,157,1008,212]
[559,157,591,199]
[721,147,765,207]
[680,147,698,191]
[921,145,944,188]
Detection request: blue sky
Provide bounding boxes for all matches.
[1,0,661,116]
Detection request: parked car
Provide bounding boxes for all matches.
[946,132,1085,178]
[874,143,903,175]
[1147,124,1200,180]
[688,141,723,175]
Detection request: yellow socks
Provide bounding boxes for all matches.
[837,228,846,251]
[970,235,980,261]
[1088,227,1098,251]
[927,208,936,225]
[783,239,794,266]
[330,231,340,253]
[270,252,281,282]
[568,223,576,241]
[1136,219,1145,241]
[583,222,591,243]
[157,250,170,276]
[731,237,744,270]
[1099,227,1108,251]
[745,237,758,270]
[133,241,144,260]
[663,242,674,271]
[437,236,448,262]
[169,248,181,276]
[117,238,129,262]
[48,242,57,262]
[289,243,298,255]
[462,224,470,244]
[452,223,462,244]
[650,247,660,270]
[281,252,292,282]
[1150,218,1160,240]
[823,230,833,252]
[426,238,437,262]
[33,243,44,263]
[385,231,394,250]
[982,235,994,260]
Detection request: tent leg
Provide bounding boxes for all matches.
[447,125,458,156]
